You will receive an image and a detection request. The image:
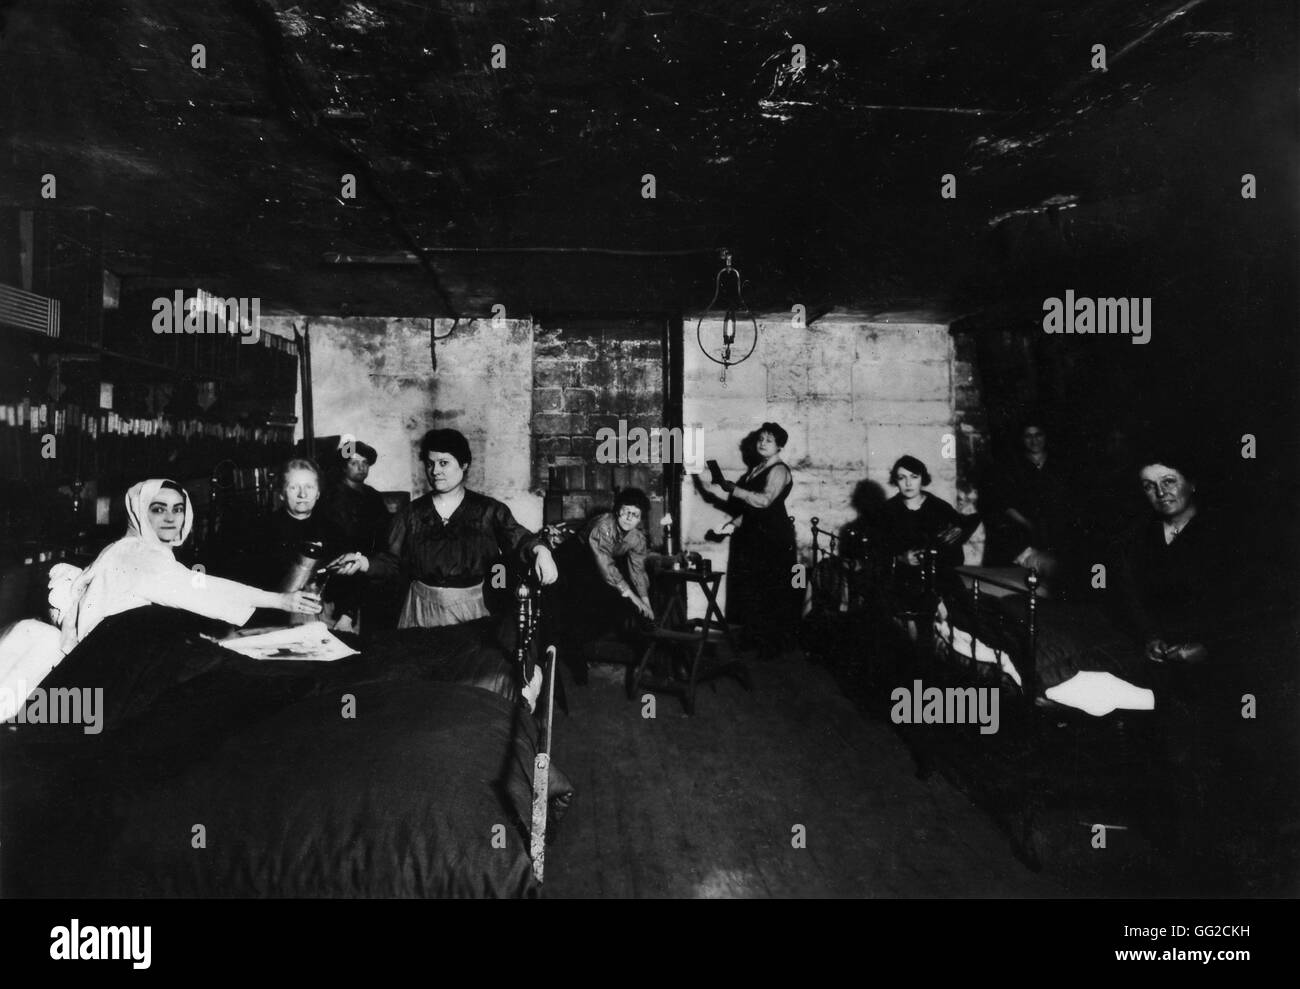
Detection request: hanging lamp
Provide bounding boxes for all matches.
[695,249,758,386]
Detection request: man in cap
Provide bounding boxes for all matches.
[321,438,391,631]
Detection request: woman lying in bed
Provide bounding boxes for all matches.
[49,478,322,654]
[1,479,319,721]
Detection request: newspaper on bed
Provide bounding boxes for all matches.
[212,622,358,662]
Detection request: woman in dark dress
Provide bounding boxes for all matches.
[697,422,798,659]
[1110,453,1240,849]
[1113,455,1226,666]
[245,459,347,624]
[330,429,557,707]
[331,428,557,628]
[878,455,966,610]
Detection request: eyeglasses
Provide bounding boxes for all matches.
[617,509,642,520]
[1141,477,1183,493]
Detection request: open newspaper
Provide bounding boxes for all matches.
[212,621,358,662]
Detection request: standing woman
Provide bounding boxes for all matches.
[331,428,557,628]
[697,422,798,659]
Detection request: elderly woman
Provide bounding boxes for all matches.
[1114,454,1224,666]
[49,478,321,654]
[331,429,557,628]
[696,422,798,659]
[259,459,344,583]
[237,458,347,626]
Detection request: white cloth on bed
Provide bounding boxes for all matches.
[0,619,65,722]
[933,604,1023,688]
[57,479,258,653]
[1044,671,1155,717]
[935,600,1154,716]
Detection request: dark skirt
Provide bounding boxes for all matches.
[550,539,639,674]
[726,525,800,653]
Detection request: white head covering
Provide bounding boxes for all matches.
[124,477,194,548]
[58,479,194,652]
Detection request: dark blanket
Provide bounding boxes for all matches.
[1,607,569,898]
[942,593,1144,691]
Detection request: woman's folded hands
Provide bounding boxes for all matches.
[1146,639,1208,664]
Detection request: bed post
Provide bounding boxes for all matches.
[811,517,821,570]
[1025,568,1039,696]
[517,582,557,884]
[516,583,535,681]
[529,645,557,883]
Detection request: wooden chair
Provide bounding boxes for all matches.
[630,564,748,715]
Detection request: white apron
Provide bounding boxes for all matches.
[397,580,490,628]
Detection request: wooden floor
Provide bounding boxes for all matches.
[541,650,1063,898]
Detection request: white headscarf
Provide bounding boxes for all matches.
[57,479,195,653]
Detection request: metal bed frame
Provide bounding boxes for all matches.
[807,516,939,629]
[940,566,1041,698]
[514,581,559,883]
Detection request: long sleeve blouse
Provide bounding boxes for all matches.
[368,489,541,588]
[581,512,650,600]
[1113,513,1227,648]
[879,493,965,569]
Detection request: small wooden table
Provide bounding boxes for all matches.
[630,567,750,715]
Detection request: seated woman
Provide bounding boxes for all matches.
[551,488,655,683]
[48,478,321,655]
[236,457,361,628]
[955,481,987,566]
[331,428,557,628]
[983,421,1075,580]
[1113,453,1226,667]
[938,452,1230,716]
[249,459,345,585]
[877,455,966,618]
[695,421,799,659]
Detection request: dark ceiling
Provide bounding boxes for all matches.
[1,0,1295,318]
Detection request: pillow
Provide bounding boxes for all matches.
[0,619,65,722]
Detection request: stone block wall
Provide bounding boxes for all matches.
[269,315,541,529]
[532,318,668,533]
[679,312,957,617]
